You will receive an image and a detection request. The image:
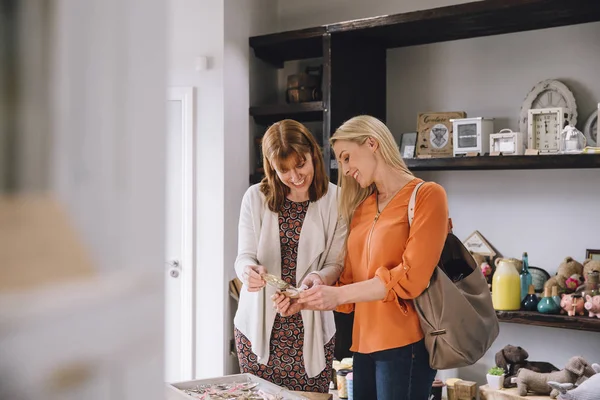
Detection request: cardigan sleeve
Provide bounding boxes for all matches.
[234,186,260,281]
[374,182,448,301]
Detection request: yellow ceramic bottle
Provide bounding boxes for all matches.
[492,258,522,311]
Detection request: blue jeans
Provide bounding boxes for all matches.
[353,339,437,400]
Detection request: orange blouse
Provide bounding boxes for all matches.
[336,178,449,354]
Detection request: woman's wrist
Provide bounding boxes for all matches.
[338,276,387,305]
[337,285,351,306]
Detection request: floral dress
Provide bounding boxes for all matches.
[234,197,335,393]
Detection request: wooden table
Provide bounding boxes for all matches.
[293,391,333,400]
[479,384,551,400]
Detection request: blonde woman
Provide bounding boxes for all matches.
[234,119,346,393]
[296,115,449,400]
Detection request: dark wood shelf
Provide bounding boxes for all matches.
[249,26,326,66]
[328,0,600,48]
[496,310,600,333]
[249,0,600,65]
[249,101,325,125]
[404,154,600,171]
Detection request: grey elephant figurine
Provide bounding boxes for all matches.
[548,363,600,400]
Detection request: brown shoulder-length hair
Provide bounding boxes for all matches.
[260,119,328,212]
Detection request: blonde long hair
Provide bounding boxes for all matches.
[329,115,413,225]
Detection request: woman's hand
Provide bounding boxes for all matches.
[300,273,324,290]
[298,285,341,311]
[243,265,267,292]
[271,293,304,316]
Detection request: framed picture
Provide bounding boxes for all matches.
[399,132,417,159]
[586,249,600,261]
[463,230,497,258]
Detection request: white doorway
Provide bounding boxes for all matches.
[165,86,195,382]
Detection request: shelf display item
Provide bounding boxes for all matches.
[492,258,522,311]
[583,107,598,147]
[527,107,566,153]
[519,79,578,135]
[451,117,494,156]
[489,129,525,155]
[537,287,561,314]
[559,125,586,154]
[519,252,532,302]
[416,111,466,158]
[521,285,539,312]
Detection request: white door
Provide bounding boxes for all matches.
[165,87,195,382]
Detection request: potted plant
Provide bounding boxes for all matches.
[486,366,505,390]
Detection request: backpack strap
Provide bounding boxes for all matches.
[408,181,453,232]
[408,181,425,226]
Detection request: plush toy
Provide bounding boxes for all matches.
[495,345,559,388]
[548,363,600,400]
[516,356,596,398]
[545,257,584,293]
[581,259,600,281]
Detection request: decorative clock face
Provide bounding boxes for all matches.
[531,89,569,110]
[534,113,559,151]
[457,123,477,148]
[519,80,578,135]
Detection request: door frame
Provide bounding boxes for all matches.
[167,86,196,380]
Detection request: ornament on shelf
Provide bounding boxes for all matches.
[559,125,586,154]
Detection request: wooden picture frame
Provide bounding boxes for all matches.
[586,249,600,261]
[463,230,497,258]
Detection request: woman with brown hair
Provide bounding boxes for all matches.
[295,115,449,400]
[233,119,346,393]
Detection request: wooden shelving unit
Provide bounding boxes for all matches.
[248,0,600,181]
[251,0,600,65]
[404,154,600,171]
[496,310,600,333]
[250,101,325,125]
[248,0,600,357]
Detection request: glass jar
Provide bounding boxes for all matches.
[559,125,586,153]
[346,372,353,400]
[337,368,352,399]
[521,284,539,311]
[492,258,522,311]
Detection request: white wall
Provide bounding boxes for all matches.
[168,0,226,379]
[168,0,277,378]
[276,0,600,385]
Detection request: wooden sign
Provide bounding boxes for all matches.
[416,111,466,158]
[463,230,497,257]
